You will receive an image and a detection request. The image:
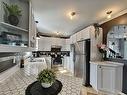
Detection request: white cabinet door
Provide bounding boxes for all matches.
[76,31,82,42]
[90,63,98,91]
[73,34,77,43]
[62,39,70,51]
[70,36,73,44]
[70,34,76,44]
[90,61,123,94]
[97,65,115,92]
[81,27,90,40]
[38,37,51,51]
[66,39,70,51]
[71,35,74,44]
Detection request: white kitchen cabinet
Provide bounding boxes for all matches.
[38,37,51,51]
[75,27,90,42]
[70,26,91,44]
[71,33,77,44]
[38,37,69,51]
[70,35,73,44]
[81,27,90,40]
[90,61,123,94]
[76,31,82,42]
[65,39,70,51]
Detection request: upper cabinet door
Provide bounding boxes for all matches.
[81,27,90,40]
[70,26,91,44]
[70,34,76,44]
[76,31,82,42]
[73,34,77,43]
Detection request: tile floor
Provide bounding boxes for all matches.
[0,62,82,95]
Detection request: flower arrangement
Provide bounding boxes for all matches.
[97,44,107,53]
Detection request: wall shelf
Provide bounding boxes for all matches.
[0,44,33,52]
[0,22,28,32]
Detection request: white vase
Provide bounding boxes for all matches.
[41,82,53,88]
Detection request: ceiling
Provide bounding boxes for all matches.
[31,0,127,37]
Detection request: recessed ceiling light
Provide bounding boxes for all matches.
[106,11,112,19]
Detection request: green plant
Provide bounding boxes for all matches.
[37,69,56,84]
[3,2,22,16]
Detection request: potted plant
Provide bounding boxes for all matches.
[37,69,56,88]
[3,2,22,26]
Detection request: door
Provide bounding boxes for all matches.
[98,65,115,92]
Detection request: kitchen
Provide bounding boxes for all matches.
[0,0,127,95]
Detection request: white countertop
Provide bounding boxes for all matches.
[90,61,124,67]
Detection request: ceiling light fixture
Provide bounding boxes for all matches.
[69,12,76,20]
[106,11,112,19]
[56,32,60,35]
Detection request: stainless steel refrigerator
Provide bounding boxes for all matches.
[71,39,91,86]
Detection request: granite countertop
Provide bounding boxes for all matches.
[90,61,124,67]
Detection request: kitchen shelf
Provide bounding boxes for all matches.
[0,22,28,32]
[0,44,28,52]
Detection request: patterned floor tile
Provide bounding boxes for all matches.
[0,63,82,95]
